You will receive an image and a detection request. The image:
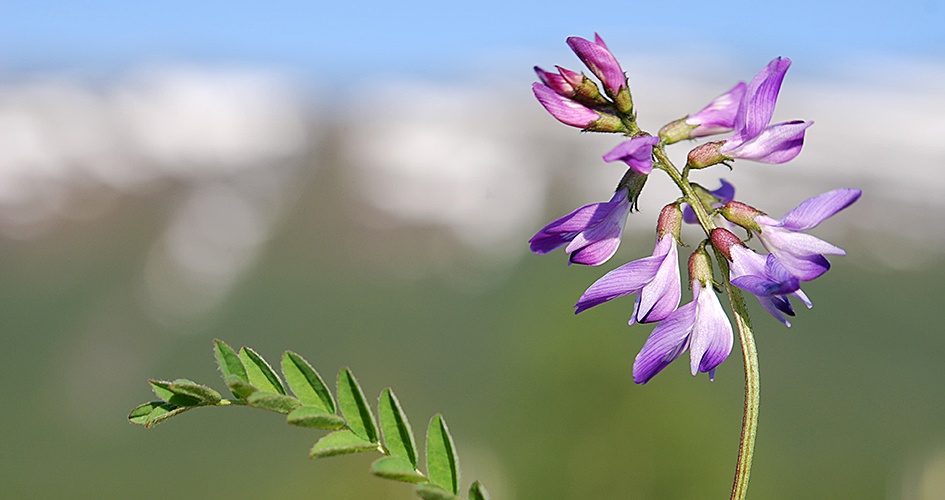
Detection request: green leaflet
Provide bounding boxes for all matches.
[169,379,222,404]
[415,483,463,500]
[337,368,378,443]
[128,401,164,425]
[310,430,378,459]
[246,391,301,414]
[286,406,346,429]
[371,456,427,483]
[239,347,286,395]
[282,351,335,412]
[469,481,491,500]
[425,414,460,494]
[378,387,418,467]
[149,380,201,407]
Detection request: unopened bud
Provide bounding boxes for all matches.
[556,66,608,106]
[687,141,728,170]
[616,168,647,211]
[586,111,629,133]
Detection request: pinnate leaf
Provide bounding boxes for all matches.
[282,351,335,412]
[426,414,460,494]
[247,391,301,414]
[337,368,378,443]
[371,456,427,483]
[286,406,346,429]
[310,430,378,459]
[415,483,463,500]
[469,481,490,500]
[150,380,201,407]
[239,347,286,395]
[169,379,222,404]
[214,340,248,398]
[378,388,418,467]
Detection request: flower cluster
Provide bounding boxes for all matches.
[530,35,861,384]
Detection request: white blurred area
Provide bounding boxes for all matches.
[1,56,944,324]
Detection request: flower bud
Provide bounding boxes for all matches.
[556,66,608,106]
[567,34,632,114]
[615,168,647,211]
[533,82,628,132]
[719,201,764,232]
[687,141,728,170]
[534,66,575,96]
[710,228,746,262]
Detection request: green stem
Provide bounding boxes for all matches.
[652,143,759,500]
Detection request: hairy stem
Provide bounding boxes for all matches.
[652,143,760,500]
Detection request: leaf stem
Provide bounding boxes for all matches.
[652,143,760,500]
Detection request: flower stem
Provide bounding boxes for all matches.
[652,144,760,500]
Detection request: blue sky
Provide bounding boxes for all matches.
[1,0,943,80]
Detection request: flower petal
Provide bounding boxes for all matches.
[529,190,627,256]
[632,300,697,384]
[635,236,681,323]
[734,57,792,139]
[689,284,734,376]
[722,120,812,163]
[602,136,659,175]
[575,255,663,313]
[777,188,862,232]
[567,35,625,96]
[687,83,747,137]
[532,82,599,128]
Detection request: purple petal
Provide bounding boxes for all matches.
[566,35,626,96]
[722,120,812,163]
[635,236,681,323]
[575,255,663,314]
[529,201,613,254]
[687,82,747,137]
[632,300,697,384]
[534,66,574,96]
[734,57,792,139]
[565,197,631,266]
[533,82,599,128]
[728,245,769,280]
[756,295,794,327]
[602,136,659,175]
[777,189,862,232]
[758,228,844,280]
[688,284,734,376]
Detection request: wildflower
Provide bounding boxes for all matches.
[720,188,862,281]
[632,245,733,384]
[602,136,660,175]
[567,34,633,114]
[575,203,682,325]
[532,83,627,132]
[659,83,747,144]
[529,188,632,266]
[687,57,812,168]
[711,228,811,327]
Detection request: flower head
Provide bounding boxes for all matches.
[530,188,632,266]
[721,189,861,281]
[602,136,660,175]
[632,246,733,384]
[575,203,682,324]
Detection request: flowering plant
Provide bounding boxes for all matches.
[531,33,860,499]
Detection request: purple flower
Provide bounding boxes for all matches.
[718,57,812,164]
[686,83,747,138]
[566,34,626,98]
[575,204,682,324]
[721,188,861,281]
[713,228,812,327]
[602,136,660,175]
[532,82,600,128]
[682,178,735,224]
[534,66,575,96]
[632,248,733,384]
[529,188,632,266]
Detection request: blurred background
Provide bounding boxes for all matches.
[1,1,944,499]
